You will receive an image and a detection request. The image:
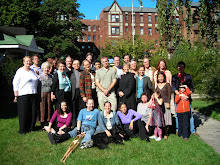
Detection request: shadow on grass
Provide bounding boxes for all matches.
[0,96,18,119]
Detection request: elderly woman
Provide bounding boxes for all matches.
[39,62,53,128]
[13,56,39,134]
[130,59,138,77]
[96,101,120,137]
[154,59,172,86]
[51,60,71,109]
[118,63,136,110]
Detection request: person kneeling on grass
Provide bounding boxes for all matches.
[174,85,191,141]
[48,99,100,149]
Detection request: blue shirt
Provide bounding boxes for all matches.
[136,75,146,98]
[77,108,100,128]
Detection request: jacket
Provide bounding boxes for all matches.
[174,87,191,113]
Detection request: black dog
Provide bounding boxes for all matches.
[92,124,130,149]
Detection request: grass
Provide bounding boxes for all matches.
[192,99,220,121]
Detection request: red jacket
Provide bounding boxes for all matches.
[175,87,191,113]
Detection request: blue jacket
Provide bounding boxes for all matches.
[96,110,120,132]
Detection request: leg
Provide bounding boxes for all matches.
[190,105,196,134]
[68,127,78,139]
[81,125,95,144]
[174,102,178,132]
[107,92,117,111]
[177,113,183,137]
[30,94,38,131]
[97,92,107,111]
[182,112,190,139]
[47,92,52,122]
[158,127,162,138]
[136,120,149,140]
[154,126,158,137]
[40,92,46,123]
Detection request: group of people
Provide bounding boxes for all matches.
[12,53,197,149]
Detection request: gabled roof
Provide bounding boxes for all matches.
[105,0,123,12]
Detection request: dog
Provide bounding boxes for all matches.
[91,124,130,149]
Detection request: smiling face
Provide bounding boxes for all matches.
[83,60,90,71]
[104,102,111,114]
[114,56,120,67]
[32,56,39,66]
[42,66,50,74]
[138,66,145,76]
[159,61,166,70]
[123,55,130,63]
[72,60,80,70]
[61,102,67,112]
[86,99,94,111]
[123,64,130,73]
[94,62,101,70]
[130,61,137,71]
[120,104,127,114]
[158,74,165,83]
[143,58,150,68]
[86,55,92,63]
[141,94,148,103]
[58,63,65,73]
[23,57,32,68]
[101,57,109,68]
[65,57,72,69]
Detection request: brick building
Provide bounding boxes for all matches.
[79,0,200,58]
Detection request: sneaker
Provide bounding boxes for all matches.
[149,135,157,139]
[155,137,162,141]
[84,140,93,148]
[80,143,86,149]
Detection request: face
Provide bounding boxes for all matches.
[53,60,57,68]
[177,64,185,73]
[58,63,65,72]
[123,65,130,73]
[73,60,80,70]
[65,57,72,68]
[179,87,186,93]
[141,95,148,103]
[43,66,50,74]
[120,104,127,114]
[124,55,130,63]
[101,58,109,68]
[83,61,90,70]
[86,99,94,111]
[94,62,101,70]
[61,102,67,112]
[159,61,166,70]
[143,58,150,68]
[32,56,39,65]
[104,102,111,114]
[114,57,120,67]
[23,58,32,68]
[158,74,164,83]
[86,55,92,63]
[138,67,145,76]
[130,61,137,70]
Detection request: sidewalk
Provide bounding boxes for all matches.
[170,98,220,155]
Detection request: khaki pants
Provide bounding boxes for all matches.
[97,91,117,111]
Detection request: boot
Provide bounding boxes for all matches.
[48,132,71,144]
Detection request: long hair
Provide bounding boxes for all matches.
[57,101,70,115]
[156,59,167,71]
[157,71,166,83]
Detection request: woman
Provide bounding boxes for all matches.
[96,101,120,137]
[137,92,152,138]
[39,62,53,128]
[51,60,71,109]
[136,65,153,104]
[154,59,172,86]
[117,103,150,142]
[80,60,98,109]
[130,59,138,77]
[13,56,39,134]
[155,71,172,139]
[44,101,72,135]
[118,63,136,110]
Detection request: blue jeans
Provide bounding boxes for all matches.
[175,103,196,134]
[68,124,95,144]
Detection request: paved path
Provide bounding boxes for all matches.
[170,97,220,155]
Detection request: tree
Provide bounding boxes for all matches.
[100,34,155,61]
[36,0,85,59]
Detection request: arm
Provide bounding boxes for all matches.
[79,72,87,102]
[145,112,152,132]
[97,112,107,132]
[174,94,181,104]
[166,70,172,86]
[146,77,153,95]
[154,71,157,86]
[95,79,108,96]
[12,70,20,103]
[77,120,81,132]
[166,83,171,109]
[51,73,59,101]
[108,79,117,91]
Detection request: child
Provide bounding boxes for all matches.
[174,85,191,140]
[149,90,165,141]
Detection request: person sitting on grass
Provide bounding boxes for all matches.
[44,101,72,135]
[174,85,191,141]
[48,99,100,149]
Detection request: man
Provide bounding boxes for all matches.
[30,54,42,75]
[113,56,123,79]
[95,56,117,111]
[80,52,96,71]
[123,54,130,63]
[172,61,198,136]
[48,99,100,149]
[143,57,156,83]
[93,60,101,71]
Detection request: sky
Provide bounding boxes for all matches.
[77,0,200,20]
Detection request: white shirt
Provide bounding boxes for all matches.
[145,67,153,82]
[13,67,38,96]
[104,110,113,130]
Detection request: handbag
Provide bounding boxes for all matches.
[148,98,156,109]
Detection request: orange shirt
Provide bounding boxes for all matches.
[175,87,191,113]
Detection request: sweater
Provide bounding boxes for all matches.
[174,87,191,113]
[117,109,142,124]
[50,110,72,128]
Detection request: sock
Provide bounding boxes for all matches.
[154,127,158,137]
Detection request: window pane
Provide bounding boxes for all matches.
[176,17,179,24]
[140,28,144,35]
[125,27,128,32]
[93,25,96,32]
[112,27,116,34]
[148,28,152,35]
[116,15,119,22]
[140,15,143,23]
[88,36,91,42]
[111,15,116,22]
[93,35,96,42]
[88,26,91,32]
[155,16,157,22]
[125,14,128,20]
[148,15,151,23]
[116,27,119,34]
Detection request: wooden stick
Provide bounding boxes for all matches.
[60,132,85,163]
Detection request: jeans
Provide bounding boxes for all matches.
[68,124,95,144]
[177,111,190,138]
[175,103,196,134]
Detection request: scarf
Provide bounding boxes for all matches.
[57,70,71,92]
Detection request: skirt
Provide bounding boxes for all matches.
[163,103,172,126]
[150,104,165,127]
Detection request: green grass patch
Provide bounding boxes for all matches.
[0,117,220,165]
[192,99,220,121]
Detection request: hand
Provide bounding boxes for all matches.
[118,91,124,97]
[166,103,170,109]
[180,94,189,101]
[145,125,149,132]
[103,89,109,96]
[105,130,112,137]
[82,97,87,102]
[58,128,64,135]
[129,120,134,130]
[51,94,56,102]
[119,133,124,138]
[13,97,18,103]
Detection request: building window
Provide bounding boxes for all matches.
[155,16,157,22]
[148,15,152,23]
[93,25,96,32]
[140,15,144,23]
[155,28,158,33]
[125,14,128,20]
[82,36,85,42]
[88,36,91,42]
[112,27,120,35]
[125,27,128,32]
[93,35,96,42]
[111,15,119,22]
[176,17,179,24]
[140,28,144,35]
[148,28,152,35]
[88,26,91,32]
[98,26,100,31]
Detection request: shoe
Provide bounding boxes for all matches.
[155,137,162,141]
[193,132,199,136]
[80,143,86,149]
[48,132,56,144]
[146,138,150,142]
[149,135,157,139]
[176,131,178,135]
[179,136,183,139]
[164,135,168,139]
[84,140,93,148]
[184,138,189,141]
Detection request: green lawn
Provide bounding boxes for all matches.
[0,117,220,165]
[192,99,220,121]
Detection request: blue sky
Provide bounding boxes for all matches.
[77,0,200,20]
